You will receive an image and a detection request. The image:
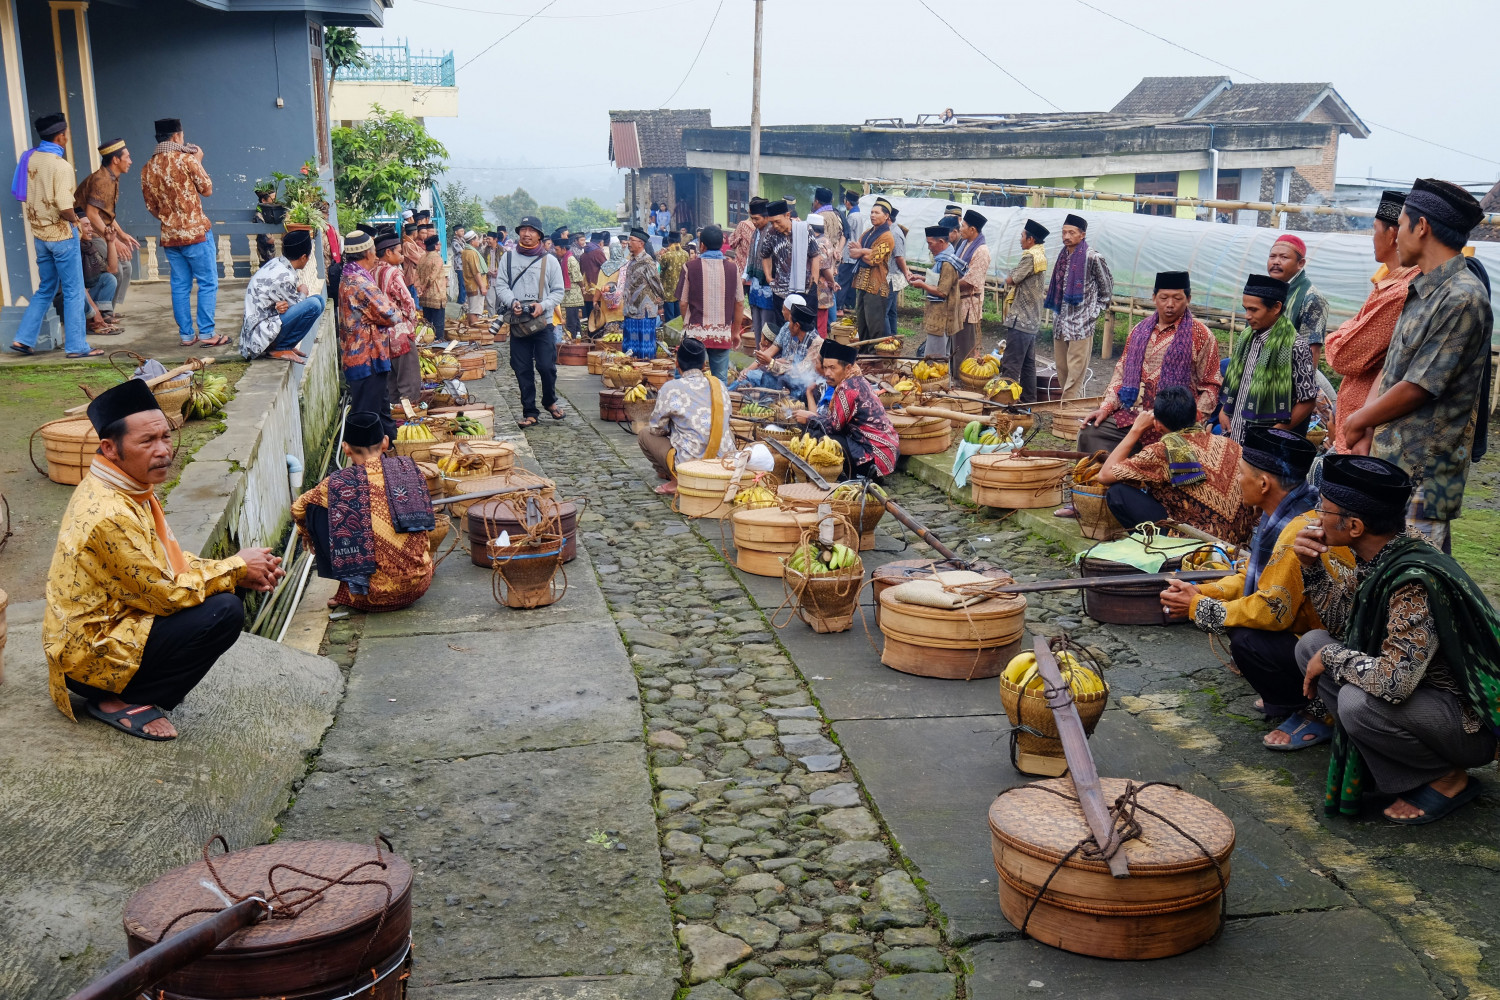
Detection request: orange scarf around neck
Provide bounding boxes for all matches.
[89,454,190,576]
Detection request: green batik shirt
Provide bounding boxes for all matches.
[1371,254,1494,521]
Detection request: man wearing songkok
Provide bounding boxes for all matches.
[459,230,488,332]
[952,209,991,362]
[292,411,435,613]
[1096,385,1258,545]
[759,199,821,317]
[836,190,864,314]
[1162,427,1352,748]
[44,380,283,739]
[883,206,911,338]
[1264,233,1328,367]
[732,198,775,345]
[908,225,964,362]
[1044,214,1114,399]
[1324,191,1419,454]
[141,117,227,346]
[641,338,735,493]
[76,136,141,307]
[806,214,838,334]
[375,232,422,404]
[401,221,425,297]
[999,219,1049,402]
[736,303,825,404]
[11,113,93,357]
[657,231,689,324]
[494,216,567,426]
[811,186,844,250]
[1293,455,1500,824]
[240,228,323,361]
[554,229,587,338]
[1221,274,1317,442]
[622,226,666,360]
[416,234,448,334]
[1342,179,1492,554]
[793,339,897,479]
[676,223,742,381]
[847,197,896,343]
[1079,271,1221,454]
[337,229,401,440]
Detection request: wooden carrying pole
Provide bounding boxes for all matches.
[66,897,267,1000]
[1033,639,1130,878]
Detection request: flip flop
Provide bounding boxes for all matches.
[66,348,106,358]
[198,335,231,347]
[268,350,306,363]
[517,417,538,428]
[1264,712,1333,751]
[1386,776,1482,826]
[9,342,33,355]
[548,404,566,420]
[180,337,201,348]
[85,701,175,741]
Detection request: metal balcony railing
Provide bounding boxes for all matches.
[339,43,455,87]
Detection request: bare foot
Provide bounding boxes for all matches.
[1384,771,1469,821]
[96,696,177,739]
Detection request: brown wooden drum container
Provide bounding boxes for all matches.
[730,506,856,577]
[122,840,413,999]
[558,340,591,366]
[969,454,1068,509]
[1079,553,1187,625]
[599,388,627,422]
[468,498,578,566]
[989,778,1233,959]
[869,560,1012,625]
[876,587,1026,679]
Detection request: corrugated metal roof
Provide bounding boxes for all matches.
[610,121,642,170]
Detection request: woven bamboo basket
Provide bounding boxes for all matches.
[1049,402,1098,441]
[491,533,568,608]
[675,459,738,519]
[1068,480,1121,541]
[558,340,591,366]
[429,440,515,475]
[445,469,554,521]
[468,497,578,566]
[587,350,606,375]
[154,373,193,425]
[435,357,461,380]
[780,527,864,633]
[427,515,450,556]
[890,414,953,456]
[876,583,1027,680]
[999,654,1110,776]
[644,368,674,390]
[796,458,844,484]
[776,483,886,549]
[599,388,628,421]
[427,405,495,437]
[1306,425,1328,448]
[481,349,499,371]
[957,366,1000,391]
[989,778,1234,959]
[415,461,443,496]
[623,395,657,434]
[32,416,99,485]
[870,560,1012,626]
[969,454,1069,509]
[933,390,987,429]
[730,506,857,577]
[603,365,643,389]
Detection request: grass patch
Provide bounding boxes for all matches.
[1452,508,1500,605]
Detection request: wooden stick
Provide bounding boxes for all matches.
[430,484,546,508]
[66,897,266,1000]
[63,358,214,415]
[1033,639,1130,878]
[989,569,1224,595]
[1157,520,1239,560]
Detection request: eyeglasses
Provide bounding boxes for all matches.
[1312,504,1351,521]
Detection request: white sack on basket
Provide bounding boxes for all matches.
[887,570,993,609]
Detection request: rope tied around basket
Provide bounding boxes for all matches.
[1012,781,1229,944]
[1004,633,1108,772]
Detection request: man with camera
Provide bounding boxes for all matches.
[493,216,566,427]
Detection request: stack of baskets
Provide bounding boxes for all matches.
[558,340,591,366]
[486,495,570,610]
[729,506,857,577]
[447,467,551,522]
[468,494,578,567]
[776,482,886,550]
[876,571,1027,680]
[969,454,1069,509]
[998,648,1109,776]
[31,416,100,485]
[599,388,628,422]
[644,362,675,390]
[674,459,738,518]
[890,414,952,456]
[1048,402,1098,442]
[603,363,643,389]
[457,353,487,381]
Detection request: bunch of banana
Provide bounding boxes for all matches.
[451,412,487,437]
[984,376,1022,402]
[960,355,1000,379]
[1002,650,1104,696]
[1072,451,1106,486]
[185,371,231,420]
[732,485,778,508]
[890,379,917,393]
[419,354,440,379]
[739,400,774,418]
[830,481,887,503]
[396,421,437,443]
[786,542,859,575]
[961,421,1003,446]
[788,434,844,466]
[913,360,948,381]
[623,384,651,403]
[437,450,487,474]
[873,337,903,355]
[601,332,624,344]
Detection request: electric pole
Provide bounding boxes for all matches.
[748,0,763,200]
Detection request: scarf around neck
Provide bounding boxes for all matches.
[790,220,811,292]
[1326,534,1500,817]
[1161,425,1207,486]
[11,140,65,202]
[1285,269,1312,325]
[857,220,891,271]
[957,231,986,266]
[515,240,547,258]
[1244,480,1314,593]
[1117,311,1198,414]
[926,250,968,302]
[90,454,190,577]
[1045,239,1090,311]
[1223,313,1298,425]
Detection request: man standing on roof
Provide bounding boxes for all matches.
[1265,234,1327,368]
[999,219,1049,401]
[1043,214,1113,400]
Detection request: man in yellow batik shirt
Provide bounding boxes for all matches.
[43,380,283,740]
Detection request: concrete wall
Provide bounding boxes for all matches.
[711,168,727,227]
[166,307,341,559]
[331,80,458,122]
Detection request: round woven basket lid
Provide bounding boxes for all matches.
[989,778,1234,875]
[123,841,413,951]
[970,453,1067,471]
[776,483,834,503]
[676,458,735,479]
[732,505,821,526]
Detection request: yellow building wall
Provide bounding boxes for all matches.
[712,169,728,226]
[1175,170,1200,220]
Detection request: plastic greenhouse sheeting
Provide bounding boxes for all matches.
[862,195,1500,327]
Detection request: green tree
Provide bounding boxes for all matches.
[441,180,488,233]
[486,188,539,228]
[564,196,616,232]
[331,105,447,219]
[325,27,368,86]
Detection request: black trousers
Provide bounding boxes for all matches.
[422,306,446,332]
[825,431,883,484]
[1078,419,1130,456]
[564,306,583,335]
[67,593,245,709]
[999,326,1038,402]
[1105,482,1168,527]
[509,327,558,419]
[347,372,398,440]
[1227,626,1306,713]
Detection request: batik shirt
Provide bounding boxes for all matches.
[1109,429,1260,545]
[1223,327,1317,443]
[374,261,418,357]
[1324,264,1419,453]
[730,219,761,281]
[768,325,826,397]
[416,249,447,309]
[337,260,398,379]
[139,144,212,246]
[1049,248,1114,342]
[1003,248,1047,333]
[1370,254,1494,521]
[827,376,898,475]
[851,230,894,296]
[23,149,76,242]
[561,253,586,308]
[649,369,735,462]
[761,226,821,296]
[658,245,689,303]
[1288,273,1328,347]
[1190,511,1353,636]
[1101,318,1222,422]
[956,242,990,324]
[75,165,120,228]
[622,252,665,319]
[240,255,308,358]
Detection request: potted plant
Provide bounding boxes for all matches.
[284,201,327,232]
[259,160,328,232]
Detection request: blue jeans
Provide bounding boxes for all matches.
[707,347,729,382]
[164,231,218,341]
[89,271,118,312]
[16,233,88,353]
[268,295,326,352]
[885,283,900,337]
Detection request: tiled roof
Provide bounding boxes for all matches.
[1110,77,1229,117]
[608,109,711,169]
[1194,82,1331,122]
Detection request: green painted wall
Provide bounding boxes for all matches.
[1086,174,1136,214]
[712,169,728,226]
[758,171,844,212]
[1175,170,1200,220]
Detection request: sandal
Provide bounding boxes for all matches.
[10,342,33,355]
[180,337,200,348]
[654,482,677,495]
[198,335,231,347]
[1386,776,1482,826]
[67,348,106,358]
[517,417,538,428]
[548,404,566,420]
[85,701,175,741]
[1264,712,1333,751]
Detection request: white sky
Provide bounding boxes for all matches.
[368,0,1500,204]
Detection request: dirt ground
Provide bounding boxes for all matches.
[0,361,247,603]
